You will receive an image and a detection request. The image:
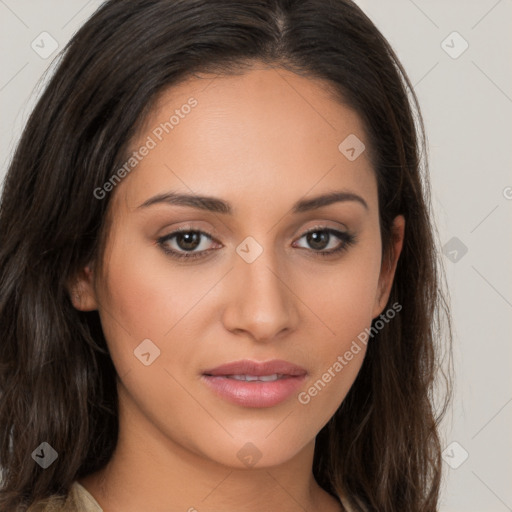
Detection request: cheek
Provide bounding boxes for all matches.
[95,232,218,375]
[293,245,381,415]
[306,246,382,348]
[98,222,382,381]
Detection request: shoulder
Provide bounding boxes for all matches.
[26,481,103,512]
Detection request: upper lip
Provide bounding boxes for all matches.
[202,359,307,377]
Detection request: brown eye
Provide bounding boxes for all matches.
[174,231,202,251]
[305,231,330,250]
[293,228,356,257]
[157,229,218,260]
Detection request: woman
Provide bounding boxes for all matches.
[0,0,452,510]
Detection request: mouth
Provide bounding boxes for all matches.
[217,373,290,381]
[201,359,307,408]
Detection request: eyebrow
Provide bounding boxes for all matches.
[137,190,368,214]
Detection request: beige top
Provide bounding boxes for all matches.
[27,482,102,512]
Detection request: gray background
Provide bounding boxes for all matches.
[1,1,511,510]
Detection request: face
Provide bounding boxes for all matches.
[73,65,404,469]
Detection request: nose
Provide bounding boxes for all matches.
[221,244,300,343]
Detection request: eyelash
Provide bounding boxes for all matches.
[157,226,357,261]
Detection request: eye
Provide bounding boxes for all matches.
[292,227,356,257]
[157,228,219,260]
[157,226,356,261]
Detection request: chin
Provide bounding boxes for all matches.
[196,435,310,470]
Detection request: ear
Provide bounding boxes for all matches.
[68,264,99,311]
[372,215,405,318]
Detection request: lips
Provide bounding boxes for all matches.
[201,359,307,408]
[203,359,307,378]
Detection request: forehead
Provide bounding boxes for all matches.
[116,65,377,214]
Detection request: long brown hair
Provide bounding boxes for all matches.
[0,1,452,510]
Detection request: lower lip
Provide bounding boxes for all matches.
[201,374,306,408]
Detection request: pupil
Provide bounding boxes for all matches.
[177,232,200,251]
[308,231,328,250]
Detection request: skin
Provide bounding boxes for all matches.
[71,64,404,512]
